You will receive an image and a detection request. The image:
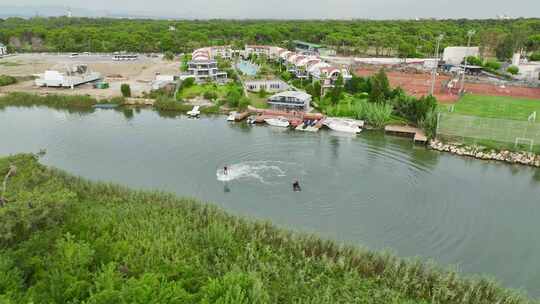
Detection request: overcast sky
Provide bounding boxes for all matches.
[1,0,539,19]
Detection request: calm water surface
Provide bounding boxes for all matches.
[2,106,540,297]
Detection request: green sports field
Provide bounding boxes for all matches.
[437,95,540,151]
[443,94,540,121]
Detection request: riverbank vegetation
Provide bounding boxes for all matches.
[316,69,438,133]
[0,153,536,303]
[0,92,124,110]
[1,18,539,59]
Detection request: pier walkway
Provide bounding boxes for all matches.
[384,125,427,143]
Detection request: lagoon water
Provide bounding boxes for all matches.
[2,106,540,297]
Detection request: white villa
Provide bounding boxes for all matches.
[244,45,285,60]
[0,43,7,56]
[244,79,289,93]
[188,47,228,83]
[276,47,351,87]
[210,46,233,59]
[267,91,312,112]
[310,65,352,88]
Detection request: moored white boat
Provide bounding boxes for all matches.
[324,118,363,134]
[327,121,362,134]
[227,111,237,121]
[187,106,201,117]
[264,116,290,128]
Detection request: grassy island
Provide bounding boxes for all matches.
[0,154,534,303]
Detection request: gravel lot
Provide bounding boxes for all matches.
[0,53,180,99]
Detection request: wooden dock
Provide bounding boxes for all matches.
[247,107,324,121]
[234,112,250,121]
[384,125,427,144]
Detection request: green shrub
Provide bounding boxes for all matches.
[0,75,17,86]
[419,109,438,139]
[391,93,437,124]
[258,88,267,98]
[280,71,292,82]
[180,54,191,72]
[483,60,501,71]
[345,75,371,95]
[465,56,483,66]
[507,66,519,75]
[153,96,191,111]
[120,84,131,97]
[163,51,175,61]
[369,68,391,103]
[203,90,218,101]
[181,77,195,89]
[225,86,243,108]
[238,97,250,110]
[530,52,540,62]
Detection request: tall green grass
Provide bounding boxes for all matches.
[325,98,393,129]
[0,154,535,304]
[0,92,98,109]
[0,92,125,111]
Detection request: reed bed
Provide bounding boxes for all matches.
[325,98,393,129]
[0,154,536,303]
[0,92,125,111]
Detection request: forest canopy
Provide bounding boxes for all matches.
[0,17,539,59]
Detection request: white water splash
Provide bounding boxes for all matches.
[216,161,288,184]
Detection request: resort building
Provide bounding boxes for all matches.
[310,65,352,88]
[267,91,312,112]
[245,45,271,57]
[210,46,233,59]
[188,47,228,83]
[244,79,289,93]
[244,45,286,60]
[276,46,349,86]
[0,43,7,56]
[241,44,349,90]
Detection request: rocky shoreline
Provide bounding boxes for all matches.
[429,140,540,167]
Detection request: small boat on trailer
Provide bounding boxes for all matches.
[187,106,201,118]
[264,116,290,128]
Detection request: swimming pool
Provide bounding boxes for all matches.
[236,60,259,76]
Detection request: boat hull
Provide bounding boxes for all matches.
[327,123,361,134]
[264,118,289,128]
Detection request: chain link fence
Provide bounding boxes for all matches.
[437,112,540,151]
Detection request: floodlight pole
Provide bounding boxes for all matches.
[430,34,444,96]
[460,30,475,94]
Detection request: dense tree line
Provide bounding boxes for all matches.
[0,17,539,59]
